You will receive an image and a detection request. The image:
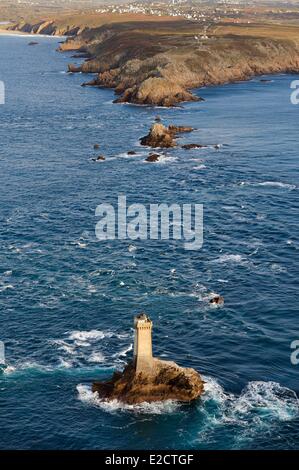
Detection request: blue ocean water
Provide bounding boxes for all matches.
[0,34,298,450]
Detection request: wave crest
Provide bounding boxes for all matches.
[76,384,179,414]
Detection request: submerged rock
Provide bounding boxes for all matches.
[93,144,100,150]
[127,150,136,155]
[182,143,206,150]
[168,125,194,134]
[93,358,204,405]
[92,155,105,161]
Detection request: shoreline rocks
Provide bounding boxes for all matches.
[92,314,204,405]
[68,63,81,73]
[8,16,299,107]
[92,358,204,405]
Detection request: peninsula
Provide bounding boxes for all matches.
[3,4,299,106]
[62,19,299,106]
[92,314,204,404]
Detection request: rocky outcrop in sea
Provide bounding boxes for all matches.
[93,358,204,405]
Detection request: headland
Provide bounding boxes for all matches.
[2,4,299,106]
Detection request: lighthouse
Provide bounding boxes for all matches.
[134,313,153,373]
[0,341,5,372]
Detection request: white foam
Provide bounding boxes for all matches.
[3,365,16,375]
[76,384,179,414]
[231,381,299,422]
[201,375,234,404]
[270,263,287,274]
[68,330,106,342]
[0,32,64,38]
[201,376,299,427]
[212,254,245,264]
[0,284,14,292]
[143,155,177,164]
[192,164,206,170]
[58,358,73,369]
[113,343,133,359]
[74,241,87,249]
[5,361,53,374]
[116,151,145,159]
[87,352,105,363]
[257,181,296,190]
[4,270,12,276]
[53,339,76,355]
[240,181,296,190]
[52,329,130,369]
[128,244,136,253]
[156,155,177,164]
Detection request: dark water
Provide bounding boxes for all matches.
[0,34,298,450]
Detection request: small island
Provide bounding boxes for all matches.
[92,314,204,404]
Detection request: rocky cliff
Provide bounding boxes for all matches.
[7,15,299,106]
[60,20,299,106]
[92,358,204,405]
[8,19,82,36]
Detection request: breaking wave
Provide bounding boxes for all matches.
[112,343,133,359]
[2,361,54,375]
[192,164,207,170]
[76,384,180,415]
[257,181,296,190]
[76,377,298,430]
[212,254,245,264]
[202,377,298,422]
[143,155,178,164]
[51,329,133,368]
[68,330,107,343]
[240,181,296,190]
[195,377,299,445]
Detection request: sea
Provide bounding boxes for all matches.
[0,34,298,450]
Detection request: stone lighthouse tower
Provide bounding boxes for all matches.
[134,313,153,373]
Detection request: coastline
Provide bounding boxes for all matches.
[0,18,299,451]
[4,15,299,107]
[0,28,26,35]
[0,28,64,38]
